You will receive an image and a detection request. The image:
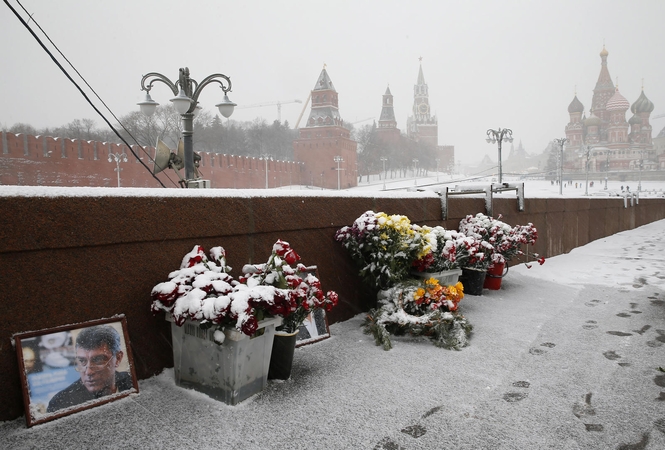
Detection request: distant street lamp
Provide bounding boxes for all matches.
[261,155,272,189]
[486,128,513,184]
[334,156,344,190]
[412,158,419,186]
[380,156,388,190]
[108,151,128,187]
[554,138,568,195]
[578,143,592,196]
[138,67,236,186]
[435,158,440,182]
[638,149,644,192]
[604,150,610,190]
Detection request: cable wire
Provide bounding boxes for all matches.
[5,0,172,188]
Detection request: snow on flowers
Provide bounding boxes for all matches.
[458,213,543,268]
[363,277,472,351]
[336,210,544,350]
[151,240,338,341]
[334,211,434,290]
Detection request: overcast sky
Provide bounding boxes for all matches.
[2,0,664,164]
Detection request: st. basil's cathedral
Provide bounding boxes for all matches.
[564,46,657,173]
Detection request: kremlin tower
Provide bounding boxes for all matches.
[405,60,454,171]
[376,85,400,146]
[293,66,358,189]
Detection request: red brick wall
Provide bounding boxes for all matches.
[293,126,358,189]
[1,132,304,189]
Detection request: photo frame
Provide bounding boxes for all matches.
[296,308,331,347]
[295,266,332,347]
[13,315,139,427]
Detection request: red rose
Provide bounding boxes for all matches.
[272,239,301,265]
[240,315,258,336]
[181,245,207,268]
[151,282,179,307]
[283,248,300,265]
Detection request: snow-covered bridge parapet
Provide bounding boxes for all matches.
[1,186,664,421]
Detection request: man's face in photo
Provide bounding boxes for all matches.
[75,343,123,394]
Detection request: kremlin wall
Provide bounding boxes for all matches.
[0,131,306,189]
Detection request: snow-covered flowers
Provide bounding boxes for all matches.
[241,239,338,334]
[151,240,338,340]
[335,211,430,290]
[363,277,472,350]
[458,213,544,268]
[411,226,467,273]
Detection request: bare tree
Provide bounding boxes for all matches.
[7,123,39,135]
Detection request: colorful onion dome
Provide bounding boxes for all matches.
[631,90,655,114]
[568,95,584,114]
[600,46,609,57]
[629,114,642,125]
[606,88,630,111]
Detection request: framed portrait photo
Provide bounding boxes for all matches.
[295,307,331,347]
[13,316,139,427]
[295,266,332,348]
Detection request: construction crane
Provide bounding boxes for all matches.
[351,117,375,125]
[293,92,374,129]
[652,113,665,119]
[236,99,302,122]
[295,93,312,129]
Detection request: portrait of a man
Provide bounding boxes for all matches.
[46,325,133,413]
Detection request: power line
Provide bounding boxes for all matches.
[5,0,172,188]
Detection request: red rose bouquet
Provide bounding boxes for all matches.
[241,240,338,334]
[151,241,338,342]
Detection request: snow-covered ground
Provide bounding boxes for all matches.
[352,172,665,199]
[2,172,664,200]
[2,217,665,449]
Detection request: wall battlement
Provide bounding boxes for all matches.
[0,131,305,188]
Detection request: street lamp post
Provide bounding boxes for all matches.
[604,150,610,190]
[435,158,440,182]
[137,67,236,186]
[578,143,592,196]
[554,138,568,195]
[638,149,644,192]
[412,158,419,186]
[261,155,272,189]
[486,128,513,184]
[108,151,128,187]
[334,156,344,190]
[380,156,388,190]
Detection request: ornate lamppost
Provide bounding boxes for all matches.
[137,67,236,187]
[380,156,388,190]
[108,151,128,187]
[486,128,513,184]
[553,138,568,195]
[334,156,344,190]
[412,158,419,186]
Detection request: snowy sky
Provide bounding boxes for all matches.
[2,0,665,164]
